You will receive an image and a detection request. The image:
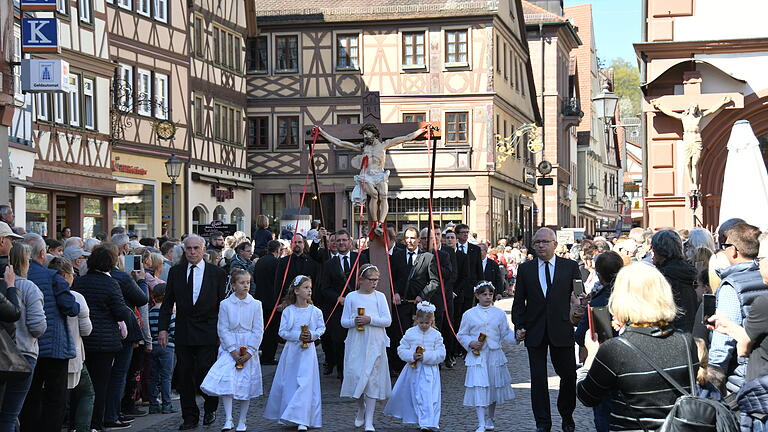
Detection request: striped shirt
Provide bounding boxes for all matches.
[577,327,699,431]
[149,305,175,349]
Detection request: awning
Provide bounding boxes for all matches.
[387,189,465,200]
[191,172,253,190]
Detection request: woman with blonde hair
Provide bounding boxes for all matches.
[142,252,165,292]
[253,215,274,258]
[576,263,700,432]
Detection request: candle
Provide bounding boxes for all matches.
[409,345,425,368]
[236,346,247,369]
[300,325,309,349]
[472,333,487,356]
[357,307,365,331]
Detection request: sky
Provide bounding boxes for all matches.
[563,0,641,64]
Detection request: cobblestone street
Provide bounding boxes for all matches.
[134,299,594,431]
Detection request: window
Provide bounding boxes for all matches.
[495,35,500,75]
[53,93,65,124]
[13,31,22,100]
[247,36,268,73]
[248,117,268,149]
[445,29,468,65]
[117,64,132,110]
[68,75,80,127]
[36,94,49,121]
[79,0,92,23]
[402,31,425,67]
[275,35,298,73]
[260,194,285,232]
[26,191,50,236]
[83,197,103,238]
[213,28,220,64]
[137,0,149,16]
[213,103,220,140]
[57,0,68,14]
[337,114,359,124]
[222,106,229,142]
[136,69,151,116]
[219,29,227,67]
[154,0,167,22]
[227,33,233,69]
[234,37,241,72]
[446,112,468,145]
[194,16,203,57]
[403,112,425,123]
[336,34,359,70]
[155,73,168,119]
[277,116,299,149]
[117,0,130,10]
[83,78,94,129]
[194,95,203,135]
[231,107,238,143]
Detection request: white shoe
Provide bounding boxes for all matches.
[222,419,234,431]
[364,425,375,432]
[474,426,485,432]
[297,426,308,431]
[485,418,495,430]
[354,409,365,427]
[235,423,247,432]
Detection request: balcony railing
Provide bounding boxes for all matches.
[562,97,583,118]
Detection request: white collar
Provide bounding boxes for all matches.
[338,251,351,259]
[538,256,556,267]
[188,260,205,270]
[229,293,253,304]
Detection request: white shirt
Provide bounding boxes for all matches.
[482,257,488,272]
[457,242,469,254]
[406,250,417,266]
[537,256,556,297]
[187,260,205,304]
[338,252,352,272]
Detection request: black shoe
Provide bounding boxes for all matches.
[123,407,148,417]
[178,422,198,430]
[203,411,216,426]
[323,364,333,375]
[260,358,277,366]
[562,424,575,432]
[118,415,135,423]
[103,420,133,429]
[535,425,551,432]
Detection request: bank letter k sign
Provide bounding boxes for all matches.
[22,18,59,53]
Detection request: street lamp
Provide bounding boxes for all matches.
[165,154,183,237]
[592,82,619,123]
[588,183,598,201]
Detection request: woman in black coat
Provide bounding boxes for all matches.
[73,246,132,431]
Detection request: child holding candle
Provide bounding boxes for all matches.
[457,281,517,432]
[264,275,325,431]
[384,301,445,431]
[340,264,392,432]
[200,269,263,432]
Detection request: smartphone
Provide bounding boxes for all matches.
[589,305,614,343]
[124,254,135,272]
[702,293,716,325]
[573,279,585,297]
[133,255,142,270]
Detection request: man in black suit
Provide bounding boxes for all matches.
[401,227,445,329]
[274,233,320,300]
[479,243,506,298]
[454,223,483,313]
[319,229,357,378]
[309,228,336,265]
[158,235,226,430]
[512,228,581,432]
[252,240,282,365]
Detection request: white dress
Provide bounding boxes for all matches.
[457,305,516,407]
[264,304,326,428]
[383,326,445,429]
[201,294,264,400]
[340,290,392,400]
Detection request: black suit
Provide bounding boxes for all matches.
[482,258,505,296]
[159,261,226,425]
[454,243,482,356]
[274,253,320,302]
[511,256,581,429]
[253,254,280,362]
[320,252,358,375]
[402,250,444,330]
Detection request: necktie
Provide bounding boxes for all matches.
[407,252,414,268]
[544,261,553,293]
[188,264,196,301]
[343,255,350,275]
[460,244,465,254]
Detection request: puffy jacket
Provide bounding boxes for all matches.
[738,375,768,432]
[28,260,79,359]
[14,278,47,359]
[0,283,20,338]
[110,269,149,343]
[74,271,132,353]
[657,258,698,333]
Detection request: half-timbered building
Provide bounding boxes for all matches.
[248,0,541,242]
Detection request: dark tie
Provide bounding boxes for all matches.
[544,261,553,291]
[188,264,196,292]
[407,252,414,268]
[343,255,350,275]
[460,244,465,254]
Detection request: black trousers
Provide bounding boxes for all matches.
[386,306,408,372]
[526,336,577,428]
[84,351,118,430]
[19,357,69,432]
[175,344,218,425]
[122,346,146,411]
[261,308,280,362]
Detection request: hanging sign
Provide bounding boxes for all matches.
[21,59,70,92]
[22,18,59,53]
[20,0,57,10]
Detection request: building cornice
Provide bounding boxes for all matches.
[634,37,768,59]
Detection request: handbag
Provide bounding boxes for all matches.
[0,329,32,382]
[616,335,739,432]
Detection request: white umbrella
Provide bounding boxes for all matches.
[718,120,768,231]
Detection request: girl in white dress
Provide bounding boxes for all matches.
[384,301,445,431]
[200,269,264,432]
[264,275,325,431]
[340,264,392,432]
[457,281,517,432]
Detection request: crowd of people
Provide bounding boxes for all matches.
[0,205,766,432]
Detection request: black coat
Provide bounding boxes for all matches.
[482,258,505,296]
[657,258,698,333]
[0,284,20,338]
[74,272,133,353]
[253,254,280,308]
[511,256,582,347]
[274,253,320,300]
[111,269,148,343]
[320,253,358,342]
[438,246,458,298]
[457,243,483,300]
[159,261,226,346]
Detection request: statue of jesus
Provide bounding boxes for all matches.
[315,123,430,235]
[651,96,731,189]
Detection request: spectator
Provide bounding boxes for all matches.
[230,242,256,294]
[60,227,73,242]
[685,228,716,261]
[252,215,274,258]
[148,283,176,414]
[46,238,64,258]
[576,263,699,431]
[83,237,101,253]
[110,226,126,238]
[139,237,158,249]
[651,229,698,333]
[74,245,132,431]
[708,218,745,292]
[63,245,90,279]
[143,251,165,292]
[0,242,45,432]
[0,204,15,227]
[159,240,178,282]
[19,232,80,432]
[208,231,225,251]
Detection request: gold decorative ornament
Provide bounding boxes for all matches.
[495,123,540,167]
[155,120,177,140]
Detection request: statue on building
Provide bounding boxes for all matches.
[651,96,731,189]
[315,123,430,235]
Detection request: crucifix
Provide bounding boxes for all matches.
[304,91,440,305]
[646,71,741,190]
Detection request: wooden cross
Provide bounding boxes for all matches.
[644,71,742,116]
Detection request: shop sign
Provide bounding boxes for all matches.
[112,161,148,175]
[211,186,234,202]
[196,220,237,237]
[21,59,69,92]
[20,0,56,10]
[21,18,59,53]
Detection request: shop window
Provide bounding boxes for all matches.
[114,182,154,238]
[231,208,245,232]
[260,194,285,232]
[26,191,49,236]
[83,197,103,239]
[379,196,463,234]
[192,205,208,229]
[213,205,227,223]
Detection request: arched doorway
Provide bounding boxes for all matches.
[213,205,227,223]
[192,205,208,233]
[231,208,245,232]
[699,91,768,229]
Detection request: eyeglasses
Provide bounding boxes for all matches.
[720,243,737,251]
[757,257,767,265]
[533,240,554,245]
[366,278,380,283]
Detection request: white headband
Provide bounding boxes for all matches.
[359,264,378,275]
[292,275,308,286]
[473,281,495,293]
[416,301,436,313]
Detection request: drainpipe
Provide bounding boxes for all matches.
[640,0,649,227]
